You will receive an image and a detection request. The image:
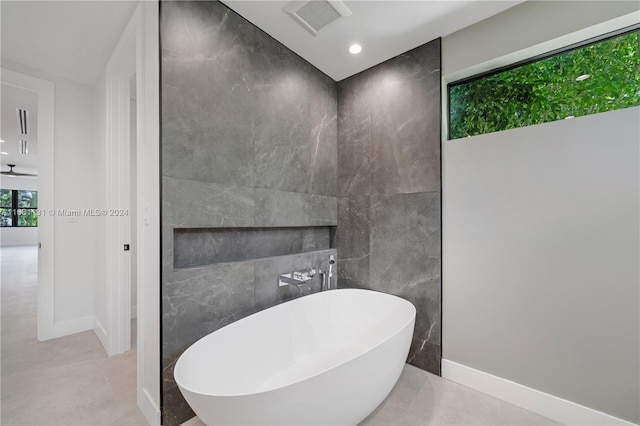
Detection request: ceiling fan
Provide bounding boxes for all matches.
[1,164,37,178]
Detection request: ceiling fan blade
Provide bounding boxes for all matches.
[0,165,38,177]
[11,171,38,177]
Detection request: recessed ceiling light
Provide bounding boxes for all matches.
[0,140,4,143]
[576,74,591,81]
[1,152,8,155]
[349,44,362,54]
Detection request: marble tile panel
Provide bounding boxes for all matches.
[161,51,253,128]
[253,82,313,193]
[161,2,255,187]
[161,1,254,61]
[337,70,372,125]
[254,188,337,227]
[337,141,370,198]
[162,260,255,358]
[301,227,333,252]
[369,76,440,195]
[162,176,254,228]
[162,225,175,275]
[254,249,337,310]
[337,257,370,289]
[309,71,338,197]
[337,72,372,197]
[162,118,255,188]
[253,28,337,195]
[162,356,195,426]
[368,38,441,85]
[408,340,441,375]
[253,27,315,87]
[400,279,441,346]
[370,192,441,291]
[337,196,370,259]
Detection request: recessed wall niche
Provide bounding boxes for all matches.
[173,226,335,268]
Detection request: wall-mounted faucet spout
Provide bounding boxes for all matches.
[279,268,315,288]
[327,255,335,290]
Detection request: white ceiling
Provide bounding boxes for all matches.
[223,0,525,81]
[0,1,524,85]
[1,1,138,86]
[1,83,38,174]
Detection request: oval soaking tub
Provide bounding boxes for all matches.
[174,288,416,425]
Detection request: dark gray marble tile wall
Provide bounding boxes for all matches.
[336,39,442,375]
[161,249,337,425]
[161,0,442,423]
[160,1,337,424]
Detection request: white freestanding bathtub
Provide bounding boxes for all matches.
[174,288,416,425]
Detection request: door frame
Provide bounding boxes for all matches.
[103,3,161,423]
[1,68,55,341]
[105,3,136,357]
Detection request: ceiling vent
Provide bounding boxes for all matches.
[284,0,351,36]
[16,108,29,135]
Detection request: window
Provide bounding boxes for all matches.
[0,189,38,227]
[448,27,640,140]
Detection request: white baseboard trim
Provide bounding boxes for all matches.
[51,316,94,339]
[93,317,109,353]
[139,387,161,425]
[441,359,637,426]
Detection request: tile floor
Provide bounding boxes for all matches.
[183,363,559,426]
[2,245,559,426]
[1,246,147,425]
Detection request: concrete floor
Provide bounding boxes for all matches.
[1,245,146,425]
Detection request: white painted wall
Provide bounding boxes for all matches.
[442,3,640,424]
[442,1,640,78]
[52,73,99,325]
[92,5,161,422]
[2,61,101,328]
[0,175,38,191]
[0,176,38,247]
[0,226,38,247]
[136,3,161,421]
[3,5,159,421]
[93,71,109,344]
[443,108,640,423]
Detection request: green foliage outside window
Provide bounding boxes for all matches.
[18,191,38,208]
[0,189,13,227]
[449,30,640,140]
[0,189,38,227]
[18,209,38,227]
[0,189,11,207]
[17,191,38,226]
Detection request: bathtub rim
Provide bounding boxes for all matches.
[174,288,416,398]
